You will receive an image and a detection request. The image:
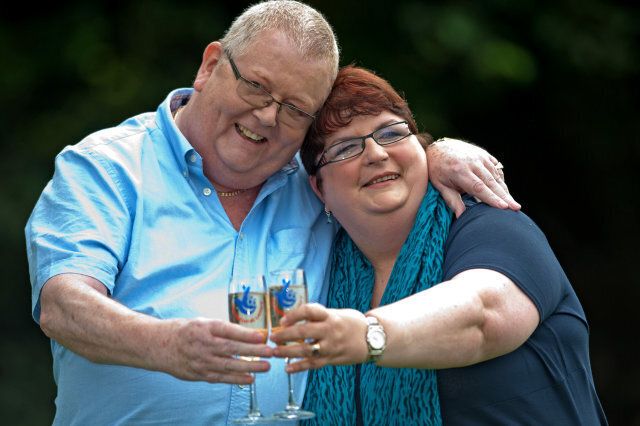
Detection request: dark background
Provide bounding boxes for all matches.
[2,0,638,424]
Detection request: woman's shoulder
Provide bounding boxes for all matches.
[455,195,540,231]
[447,195,551,256]
[444,197,576,323]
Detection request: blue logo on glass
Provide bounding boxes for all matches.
[276,278,296,309]
[235,285,257,315]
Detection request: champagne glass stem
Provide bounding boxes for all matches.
[270,269,314,420]
[248,374,262,418]
[228,275,272,423]
[285,358,300,410]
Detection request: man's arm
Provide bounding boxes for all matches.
[39,273,274,384]
[427,138,520,217]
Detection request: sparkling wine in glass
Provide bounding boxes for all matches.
[269,269,315,421]
[228,274,274,424]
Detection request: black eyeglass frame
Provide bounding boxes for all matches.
[225,49,316,123]
[315,120,413,171]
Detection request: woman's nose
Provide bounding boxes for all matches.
[362,137,389,164]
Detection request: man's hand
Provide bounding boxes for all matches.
[158,317,273,384]
[427,138,521,217]
[39,274,273,385]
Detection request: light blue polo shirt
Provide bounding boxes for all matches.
[25,89,336,425]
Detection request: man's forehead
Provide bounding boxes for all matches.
[237,33,334,107]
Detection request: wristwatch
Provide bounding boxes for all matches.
[365,316,386,362]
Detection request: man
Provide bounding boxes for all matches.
[26,1,518,424]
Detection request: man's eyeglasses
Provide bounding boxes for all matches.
[225,50,316,127]
[315,121,413,170]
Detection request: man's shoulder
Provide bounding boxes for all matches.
[74,112,157,153]
[52,111,166,185]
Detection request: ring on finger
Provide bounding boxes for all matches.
[495,162,505,180]
[310,342,321,357]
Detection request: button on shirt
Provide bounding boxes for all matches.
[25,89,336,425]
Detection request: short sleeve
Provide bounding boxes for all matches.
[443,201,570,321]
[25,144,133,322]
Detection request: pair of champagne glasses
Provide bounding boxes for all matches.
[228,268,315,424]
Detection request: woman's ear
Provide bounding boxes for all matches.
[193,41,224,91]
[309,175,325,203]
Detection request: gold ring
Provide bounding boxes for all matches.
[310,342,321,357]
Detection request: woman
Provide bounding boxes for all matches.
[270,65,607,425]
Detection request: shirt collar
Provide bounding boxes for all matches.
[157,88,196,169]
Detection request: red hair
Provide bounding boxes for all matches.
[301,64,431,176]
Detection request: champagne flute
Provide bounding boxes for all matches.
[228,274,274,424]
[269,269,315,421]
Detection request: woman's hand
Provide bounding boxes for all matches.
[270,303,369,373]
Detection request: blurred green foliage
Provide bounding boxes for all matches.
[2,0,638,424]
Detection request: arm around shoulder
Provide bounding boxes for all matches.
[427,138,520,216]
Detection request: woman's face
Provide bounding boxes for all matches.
[311,111,428,227]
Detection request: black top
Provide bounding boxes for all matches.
[438,198,607,425]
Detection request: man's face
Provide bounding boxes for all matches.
[188,30,334,190]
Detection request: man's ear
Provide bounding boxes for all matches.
[309,175,325,203]
[193,41,224,91]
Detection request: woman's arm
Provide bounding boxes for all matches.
[270,268,538,371]
[371,268,538,368]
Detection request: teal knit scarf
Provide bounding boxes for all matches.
[303,185,452,425]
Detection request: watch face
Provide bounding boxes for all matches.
[369,330,385,350]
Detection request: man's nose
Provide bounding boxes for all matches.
[253,101,279,127]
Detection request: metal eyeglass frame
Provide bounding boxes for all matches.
[315,120,413,170]
[225,49,316,124]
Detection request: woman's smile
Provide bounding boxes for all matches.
[362,172,400,188]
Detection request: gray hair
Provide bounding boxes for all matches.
[220,0,340,82]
